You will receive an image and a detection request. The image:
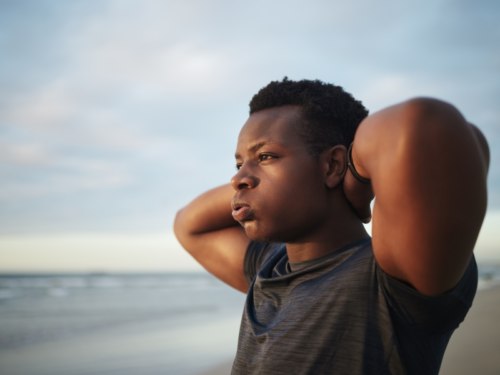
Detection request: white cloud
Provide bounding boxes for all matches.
[0,155,133,200]
[0,140,53,166]
[358,75,413,112]
[3,81,76,131]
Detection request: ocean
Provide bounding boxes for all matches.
[0,264,499,375]
[0,273,245,375]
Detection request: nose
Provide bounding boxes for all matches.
[230,164,258,191]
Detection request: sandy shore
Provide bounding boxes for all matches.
[195,285,500,375]
[440,284,500,375]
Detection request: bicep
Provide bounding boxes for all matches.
[357,98,488,295]
[175,224,250,293]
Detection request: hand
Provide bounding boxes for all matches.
[343,168,374,223]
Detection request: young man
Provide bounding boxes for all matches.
[174,78,489,374]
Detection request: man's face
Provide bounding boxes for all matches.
[231,106,331,243]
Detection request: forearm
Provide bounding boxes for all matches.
[174,184,238,237]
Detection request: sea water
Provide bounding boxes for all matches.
[0,273,246,375]
[0,265,499,375]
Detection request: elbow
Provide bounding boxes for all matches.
[174,207,198,256]
[173,207,187,243]
[402,97,457,114]
[398,97,467,135]
[390,97,474,158]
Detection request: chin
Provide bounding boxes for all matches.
[243,221,290,243]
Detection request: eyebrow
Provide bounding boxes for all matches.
[234,140,285,159]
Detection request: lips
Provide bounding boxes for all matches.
[231,199,253,221]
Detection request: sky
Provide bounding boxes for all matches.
[0,0,499,272]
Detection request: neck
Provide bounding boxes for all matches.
[286,195,369,262]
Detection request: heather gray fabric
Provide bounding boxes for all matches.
[231,238,477,375]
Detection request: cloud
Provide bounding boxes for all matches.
[0,159,133,200]
[0,140,53,166]
[3,81,76,131]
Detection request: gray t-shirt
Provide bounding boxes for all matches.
[231,238,477,375]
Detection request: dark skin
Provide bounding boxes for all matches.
[174,98,489,295]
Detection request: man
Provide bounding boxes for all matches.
[174,78,489,374]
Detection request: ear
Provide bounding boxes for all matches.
[322,145,348,189]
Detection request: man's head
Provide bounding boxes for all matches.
[231,78,368,243]
[249,77,368,158]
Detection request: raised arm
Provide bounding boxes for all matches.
[174,184,250,293]
[347,98,489,296]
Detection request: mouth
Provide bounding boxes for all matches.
[231,199,253,221]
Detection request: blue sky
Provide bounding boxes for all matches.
[1,0,499,271]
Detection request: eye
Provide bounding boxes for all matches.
[236,163,242,170]
[259,154,275,163]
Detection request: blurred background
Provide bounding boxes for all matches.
[0,0,499,374]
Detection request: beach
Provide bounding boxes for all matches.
[440,284,500,375]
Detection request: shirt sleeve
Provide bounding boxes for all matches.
[243,241,277,286]
[377,255,478,335]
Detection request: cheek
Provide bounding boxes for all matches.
[269,166,324,208]
[257,175,327,229]
[271,187,325,222]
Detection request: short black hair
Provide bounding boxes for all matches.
[249,77,369,157]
